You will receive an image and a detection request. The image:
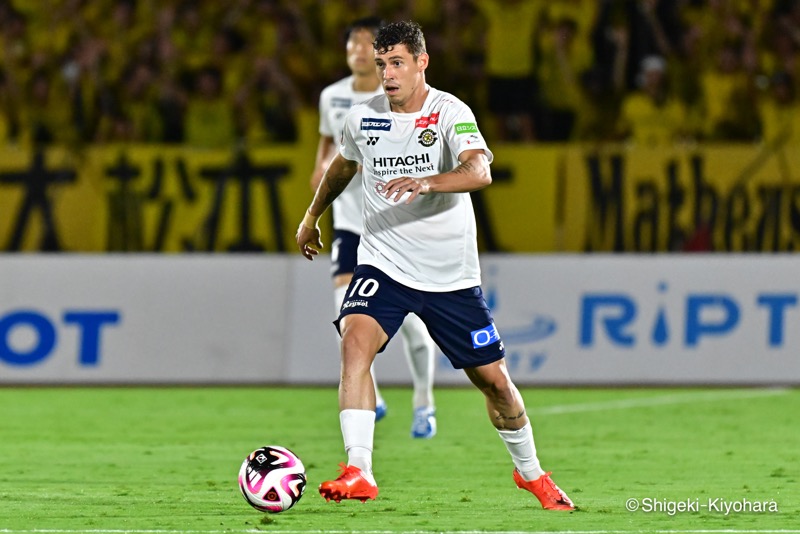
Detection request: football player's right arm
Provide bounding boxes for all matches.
[311,153,359,214]
[296,153,359,260]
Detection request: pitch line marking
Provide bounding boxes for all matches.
[535,388,790,415]
[2,529,800,534]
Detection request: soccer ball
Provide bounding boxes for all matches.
[238,446,307,513]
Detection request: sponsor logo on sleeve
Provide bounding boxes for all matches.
[360,118,392,131]
[465,134,482,145]
[331,97,353,108]
[455,122,479,134]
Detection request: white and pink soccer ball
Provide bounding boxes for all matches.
[238,446,307,513]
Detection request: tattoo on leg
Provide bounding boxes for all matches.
[494,409,526,423]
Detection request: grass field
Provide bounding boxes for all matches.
[0,386,798,533]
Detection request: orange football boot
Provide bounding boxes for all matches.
[319,463,378,503]
[513,470,575,510]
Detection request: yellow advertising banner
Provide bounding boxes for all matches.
[470,144,560,253]
[0,147,101,252]
[6,141,797,254]
[562,144,800,252]
[0,143,561,254]
[1,145,316,253]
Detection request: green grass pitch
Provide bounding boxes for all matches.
[0,386,797,533]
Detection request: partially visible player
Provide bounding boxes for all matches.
[297,20,574,510]
[311,17,437,439]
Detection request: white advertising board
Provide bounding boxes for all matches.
[0,256,288,383]
[465,255,800,385]
[2,254,799,385]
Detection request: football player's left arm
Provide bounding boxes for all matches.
[382,149,491,204]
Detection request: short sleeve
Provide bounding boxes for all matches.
[318,89,333,137]
[339,110,362,163]
[442,102,494,164]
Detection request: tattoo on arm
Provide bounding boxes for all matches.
[317,159,358,208]
[452,160,474,176]
[324,174,352,204]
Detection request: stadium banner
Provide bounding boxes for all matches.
[0,256,290,383]
[0,145,317,254]
[561,144,800,253]
[455,254,800,385]
[0,143,560,254]
[5,142,800,254]
[470,144,560,252]
[2,254,798,385]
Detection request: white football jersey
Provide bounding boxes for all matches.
[340,86,493,292]
[318,76,384,234]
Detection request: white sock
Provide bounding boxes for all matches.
[398,313,435,409]
[335,284,384,407]
[340,409,377,483]
[497,423,546,481]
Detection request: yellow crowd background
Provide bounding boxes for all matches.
[3,0,800,147]
[3,0,800,253]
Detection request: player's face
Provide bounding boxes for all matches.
[346,29,376,76]
[375,44,428,111]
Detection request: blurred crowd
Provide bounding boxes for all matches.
[2,0,800,149]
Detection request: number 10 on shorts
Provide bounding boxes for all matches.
[348,278,380,298]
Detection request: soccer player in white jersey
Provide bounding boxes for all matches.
[296,20,575,511]
[311,17,437,439]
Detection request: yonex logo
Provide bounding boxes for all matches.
[361,118,392,131]
[471,323,501,348]
[367,137,379,145]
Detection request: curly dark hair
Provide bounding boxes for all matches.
[373,20,427,58]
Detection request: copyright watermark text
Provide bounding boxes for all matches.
[625,497,779,516]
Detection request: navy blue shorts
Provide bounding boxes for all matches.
[331,230,360,277]
[335,265,505,369]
